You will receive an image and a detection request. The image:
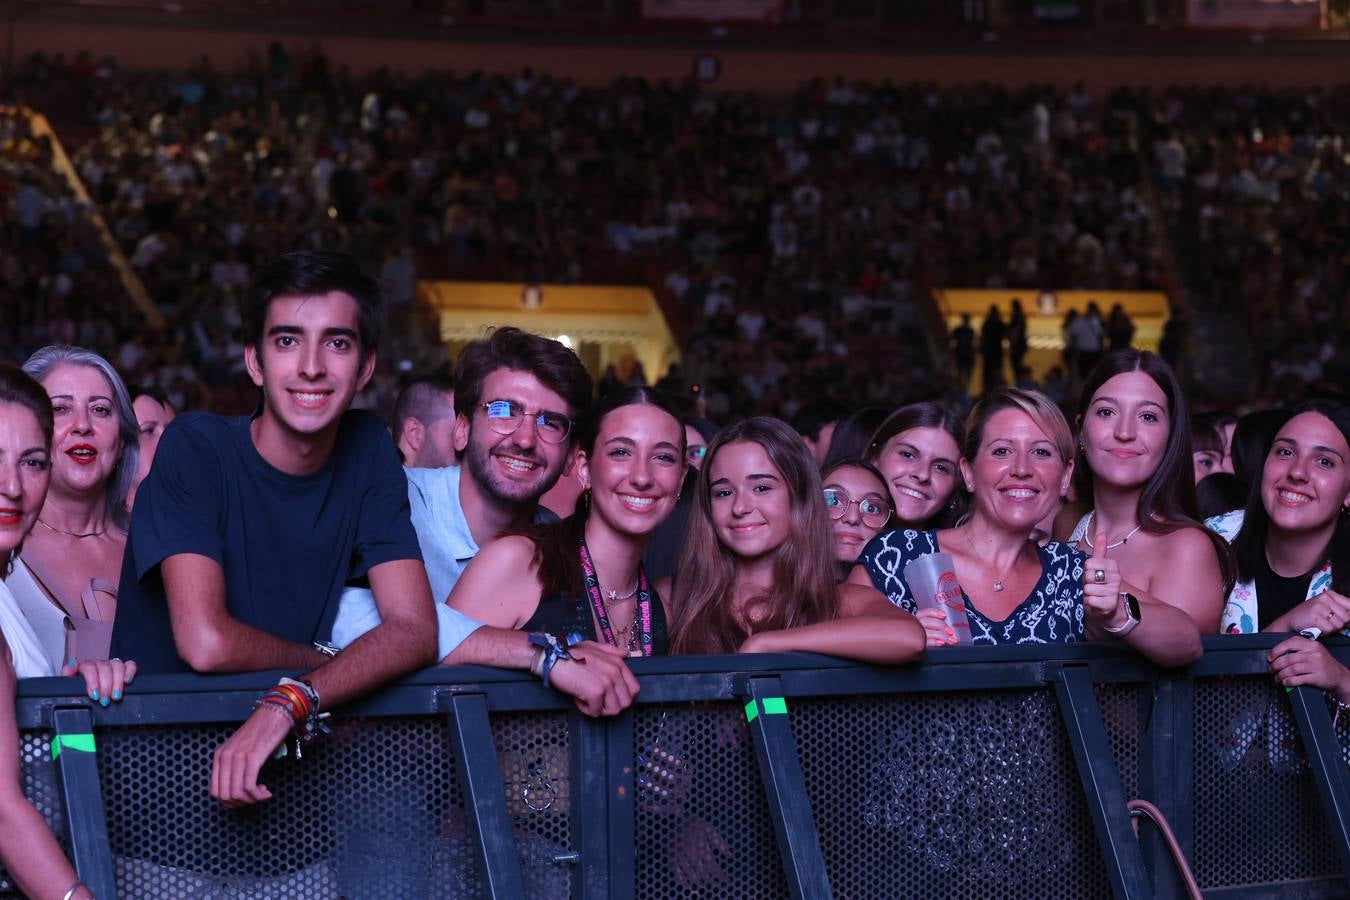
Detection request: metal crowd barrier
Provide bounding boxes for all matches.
[5,636,1350,899]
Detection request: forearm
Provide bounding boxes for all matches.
[441,626,536,670]
[173,613,326,674]
[304,608,436,708]
[753,616,926,665]
[0,791,81,900]
[1088,600,1203,667]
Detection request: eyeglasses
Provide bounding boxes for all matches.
[480,400,573,445]
[822,488,892,528]
[686,445,706,465]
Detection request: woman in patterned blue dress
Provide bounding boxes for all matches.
[848,387,1202,665]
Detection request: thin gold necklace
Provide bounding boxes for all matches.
[37,517,107,539]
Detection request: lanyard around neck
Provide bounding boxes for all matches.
[578,538,653,657]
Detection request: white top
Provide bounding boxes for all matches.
[0,569,57,678]
[4,557,68,675]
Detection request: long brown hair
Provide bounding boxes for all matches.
[668,417,840,655]
[1074,349,1235,593]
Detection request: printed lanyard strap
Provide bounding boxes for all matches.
[579,538,653,657]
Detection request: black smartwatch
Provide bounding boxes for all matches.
[1104,591,1142,636]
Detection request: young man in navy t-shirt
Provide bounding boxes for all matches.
[111,251,436,807]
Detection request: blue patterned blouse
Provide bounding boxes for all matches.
[858,528,1089,645]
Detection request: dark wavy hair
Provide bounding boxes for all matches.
[1234,399,1350,595]
[1074,349,1235,593]
[668,416,839,655]
[453,327,594,457]
[523,386,685,598]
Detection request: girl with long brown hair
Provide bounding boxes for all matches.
[665,417,923,662]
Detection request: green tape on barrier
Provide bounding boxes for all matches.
[763,697,788,716]
[52,733,96,760]
[744,700,758,723]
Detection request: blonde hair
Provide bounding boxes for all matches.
[965,387,1073,465]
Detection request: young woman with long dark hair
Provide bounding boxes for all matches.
[1205,401,1350,704]
[1055,349,1233,632]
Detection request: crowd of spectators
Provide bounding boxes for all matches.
[1146,84,1350,407]
[5,48,1346,419]
[7,47,1183,423]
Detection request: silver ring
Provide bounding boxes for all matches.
[1094,568,1106,584]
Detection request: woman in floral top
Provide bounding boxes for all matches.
[850,387,1202,666]
[1206,401,1350,698]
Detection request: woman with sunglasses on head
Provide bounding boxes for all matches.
[0,364,132,900]
[850,387,1201,664]
[665,417,923,662]
[866,402,966,531]
[446,387,686,712]
[820,458,893,581]
[1055,350,1232,633]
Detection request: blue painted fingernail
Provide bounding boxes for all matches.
[67,659,76,667]
[112,690,122,701]
[90,690,99,701]
[99,696,109,707]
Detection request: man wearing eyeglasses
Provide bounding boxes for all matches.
[333,327,640,715]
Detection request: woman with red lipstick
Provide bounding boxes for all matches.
[448,387,686,669]
[666,417,924,663]
[5,346,139,671]
[0,363,132,900]
[852,388,1201,665]
[820,458,892,580]
[1056,350,1232,632]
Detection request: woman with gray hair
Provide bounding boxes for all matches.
[5,345,138,669]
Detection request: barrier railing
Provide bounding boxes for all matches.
[5,636,1350,899]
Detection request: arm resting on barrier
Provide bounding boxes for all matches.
[739,583,926,664]
[1083,529,1202,666]
[164,553,328,673]
[0,639,90,900]
[1266,589,1350,636]
[208,558,437,808]
[1269,635,1350,703]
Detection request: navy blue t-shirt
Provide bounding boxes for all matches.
[110,410,422,673]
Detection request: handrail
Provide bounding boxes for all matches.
[6,639,1350,900]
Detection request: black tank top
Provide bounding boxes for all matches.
[520,582,669,655]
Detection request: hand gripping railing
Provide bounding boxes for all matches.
[6,637,1350,899]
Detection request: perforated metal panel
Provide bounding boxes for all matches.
[792,690,1112,899]
[1096,683,1141,803]
[1192,676,1340,889]
[634,702,787,899]
[0,731,64,897]
[94,712,573,899]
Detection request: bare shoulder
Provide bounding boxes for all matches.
[1155,524,1220,564]
[472,534,539,570]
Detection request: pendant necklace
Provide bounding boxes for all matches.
[1082,512,1143,551]
[966,528,1014,592]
